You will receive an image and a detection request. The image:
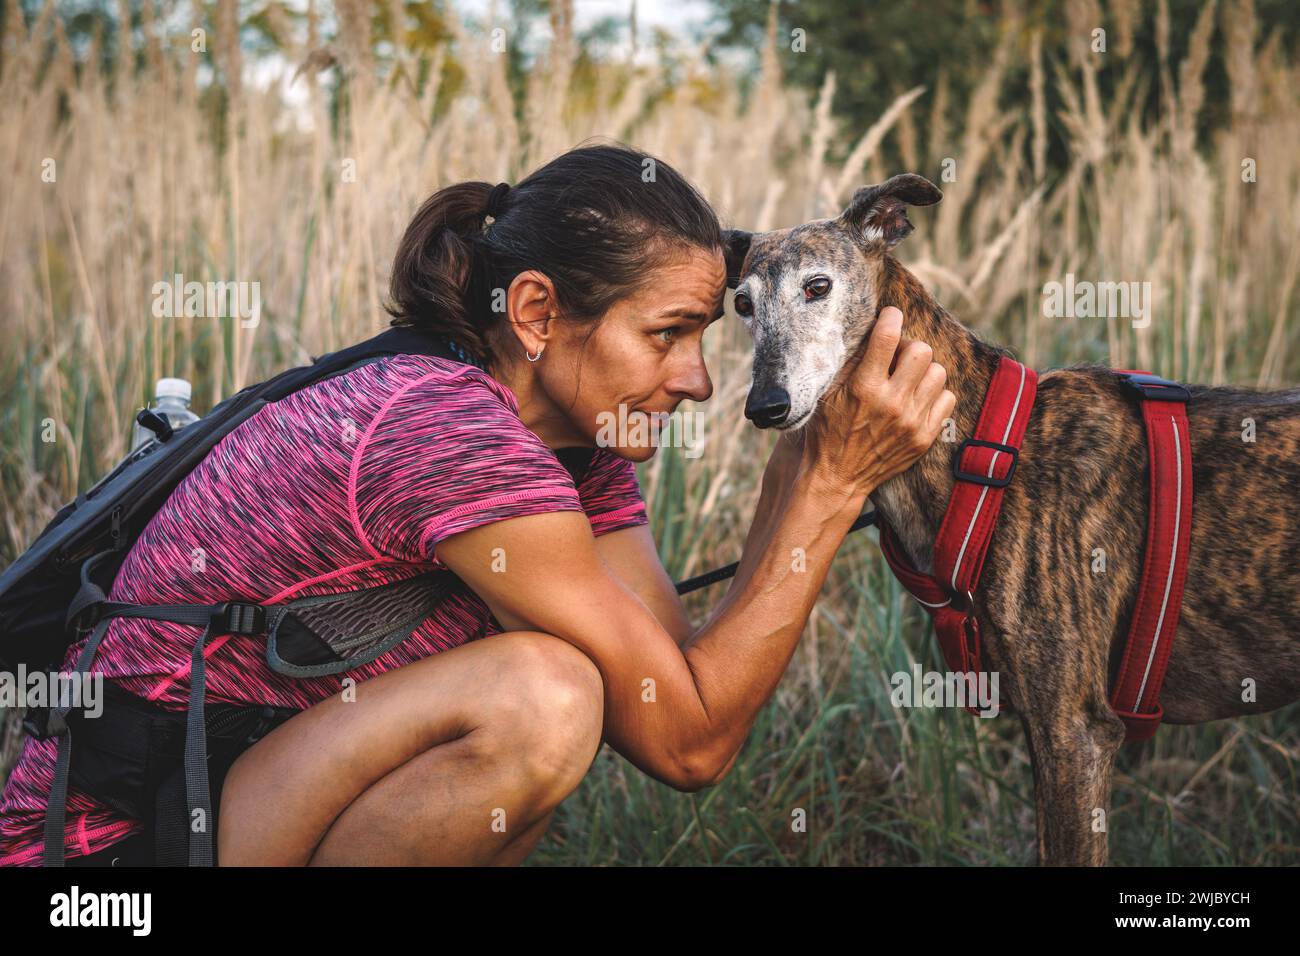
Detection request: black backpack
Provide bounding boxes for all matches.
[0,325,595,866]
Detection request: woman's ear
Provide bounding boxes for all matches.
[721,229,754,289]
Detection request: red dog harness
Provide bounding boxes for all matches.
[876,358,1193,743]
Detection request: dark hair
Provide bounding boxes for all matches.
[385,141,722,371]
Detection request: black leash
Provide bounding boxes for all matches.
[673,509,878,595]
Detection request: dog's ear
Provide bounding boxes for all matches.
[720,228,753,289]
[839,174,942,251]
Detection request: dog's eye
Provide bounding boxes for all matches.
[804,276,831,300]
[733,292,753,316]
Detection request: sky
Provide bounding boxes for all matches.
[454,0,722,47]
[258,0,734,120]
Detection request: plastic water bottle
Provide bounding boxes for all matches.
[131,377,201,451]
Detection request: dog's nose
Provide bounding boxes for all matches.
[745,386,791,428]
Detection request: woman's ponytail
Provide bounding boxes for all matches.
[385,180,499,365]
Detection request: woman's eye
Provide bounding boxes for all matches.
[733,292,753,316]
[804,277,831,300]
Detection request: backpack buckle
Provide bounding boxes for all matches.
[135,407,175,443]
[22,706,68,740]
[67,603,104,635]
[211,602,267,636]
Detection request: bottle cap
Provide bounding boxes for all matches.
[155,377,192,403]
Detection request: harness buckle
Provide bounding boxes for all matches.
[211,602,268,636]
[1118,372,1191,403]
[953,438,1019,488]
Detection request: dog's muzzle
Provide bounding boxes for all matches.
[745,386,790,428]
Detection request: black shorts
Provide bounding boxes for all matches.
[66,831,154,867]
[58,679,300,866]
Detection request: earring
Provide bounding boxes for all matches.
[526,315,553,362]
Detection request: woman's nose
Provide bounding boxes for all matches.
[670,358,713,404]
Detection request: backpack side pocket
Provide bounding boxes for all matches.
[264,571,456,678]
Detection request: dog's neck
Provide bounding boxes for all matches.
[866,255,1010,575]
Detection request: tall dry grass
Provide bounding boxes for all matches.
[1,0,1297,863]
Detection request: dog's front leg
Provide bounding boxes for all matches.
[988,619,1129,866]
[1016,685,1128,866]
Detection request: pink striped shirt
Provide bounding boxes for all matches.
[0,352,648,865]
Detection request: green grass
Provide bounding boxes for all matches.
[534,533,1300,866]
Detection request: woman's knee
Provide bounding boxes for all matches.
[473,631,605,807]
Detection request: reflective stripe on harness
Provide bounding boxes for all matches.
[1108,370,1194,741]
[875,360,1193,743]
[878,355,1036,720]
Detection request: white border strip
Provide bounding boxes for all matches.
[1134,416,1183,708]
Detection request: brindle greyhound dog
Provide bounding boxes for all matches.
[721,173,1300,866]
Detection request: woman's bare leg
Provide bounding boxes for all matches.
[218,631,603,866]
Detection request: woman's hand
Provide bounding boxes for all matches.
[799,306,955,499]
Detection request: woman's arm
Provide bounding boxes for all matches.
[586,427,805,650]
[590,526,694,646]
[436,482,859,791]
[690,427,805,641]
[436,307,953,791]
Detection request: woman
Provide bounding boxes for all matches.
[0,142,953,866]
